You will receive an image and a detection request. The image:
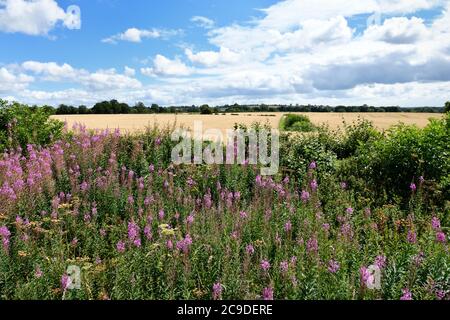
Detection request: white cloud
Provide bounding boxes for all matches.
[185,47,240,67]
[84,69,142,91]
[191,16,215,29]
[102,27,179,44]
[141,55,192,77]
[0,67,33,92]
[22,61,78,80]
[208,16,353,63]
[0,0,81,36]
[2,0,450,107]
[363,17,428,44]
[258,0,444,31]
[124,66,136,77]
[22,61,142,91]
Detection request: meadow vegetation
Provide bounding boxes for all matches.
[0,100,449,300]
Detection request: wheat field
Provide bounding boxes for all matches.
[52,112,443,133]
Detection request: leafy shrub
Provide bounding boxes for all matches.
[283,114,316,132]
[280,133,337,180]
[336,118,381,159]
[0,100,64,152]
[353,115,450,204]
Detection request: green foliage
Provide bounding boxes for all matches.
[200,104,213,115]
[281,133,337,179]
[335,118,381,159]
[0,100,64,152]
[282,114,316,132]
[0,112,449,300]
[445,101,450,113]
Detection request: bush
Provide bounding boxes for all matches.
[0,100,64,152]
[200,104,213,115]
[353,115,450,204]
[283,114,316,132]
[336,118,381,159]
[281,133,337,180]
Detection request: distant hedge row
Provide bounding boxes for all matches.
[26,100,449,115]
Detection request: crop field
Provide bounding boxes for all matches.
[51,113,443,133]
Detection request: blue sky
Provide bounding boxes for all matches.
[0,0,450,107]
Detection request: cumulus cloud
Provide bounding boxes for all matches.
[141,55,192,77]
[258,0,444,31]
[191,16,215,29]
[2,0,450,107]
[83,69,142,91]
[22,61,142,91]
[102,27,180,44]
[0,67,33,92]
[124,66,136,77]
[363,17,428,44]
[22,61,78,80]
[307,53,450,90]
[185,47,240,67]
[0,0,81,36]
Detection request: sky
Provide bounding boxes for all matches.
[0,0,450,107]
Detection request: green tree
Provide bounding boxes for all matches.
[150,103,160,113]
[78,105,89,114]
[445,101,450,113]
[0,100,64,151]
[200,104,213,115]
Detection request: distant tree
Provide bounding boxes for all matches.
[42,105,56,115]
[150,104,160,113]
[133,102,147,114]
[56,104,71,115]
[118,102,130,114]
[445,101,450,113]
[78,105,89,114]
[200,104,213,115]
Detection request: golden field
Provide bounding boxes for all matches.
[52,112,443,133]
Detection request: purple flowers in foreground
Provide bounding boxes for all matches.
[212,282,222,300]
[300,191,310,203]
[176,234,193,254]
[260,260,271,272]
[359,267,374,288]
[310,179,318,192]
[431,217,441,231]
[327,260,340,274]
[116,240,126,253]
[375,255,387,269]
[400,289,413,301]
[407,230,417,244]
[61,274,71,291]
[0,226,11,252]
[262,287,273,300]
[436,232,446,243]
[0,128,448,301]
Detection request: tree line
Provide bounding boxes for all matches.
[22,100,450,115]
